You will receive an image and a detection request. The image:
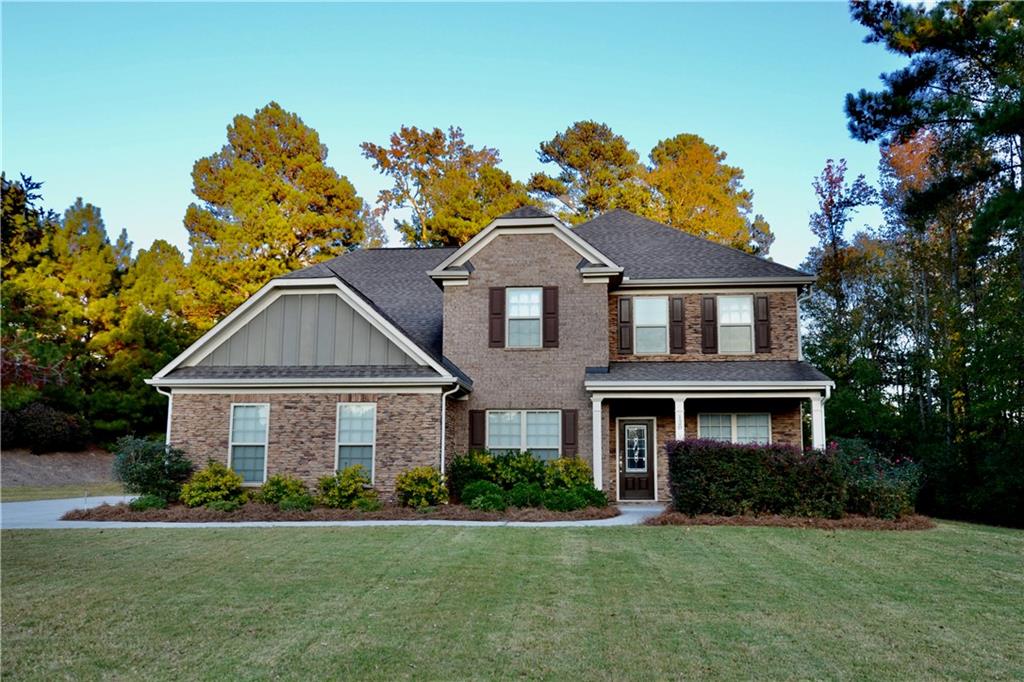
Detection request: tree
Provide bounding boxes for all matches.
[361,125,534,246]
[355,202,388,249]
[646,133,775,254]
[184,101,364,328]
[528,121,649,223]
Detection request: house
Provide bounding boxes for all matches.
[148,207,833,501]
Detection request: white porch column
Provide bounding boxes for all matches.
[673,395,686,441]
[810,394,826,450]
[591,396,604,490]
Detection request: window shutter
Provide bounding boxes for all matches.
[755,295,771,353]
[469,410,486,450]
[700,296,717,354]
[561,409,578,456]
[488,287,505,348]
[669,296,686,354]
[542,286,559,348]
[617,297,633,354]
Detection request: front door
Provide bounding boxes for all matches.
[619,420,654,500]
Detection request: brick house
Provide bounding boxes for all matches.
[149,207,833,501]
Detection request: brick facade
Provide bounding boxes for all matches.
[169,391,440,497]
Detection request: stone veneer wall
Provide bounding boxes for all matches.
[169,392,440,497]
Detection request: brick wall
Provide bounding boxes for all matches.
[170,391,440,497]
[608,290,799,361]
[442,233,609,460]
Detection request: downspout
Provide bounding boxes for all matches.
[797,286,812,362]
[155,387,173,446]
[439,385,460,475]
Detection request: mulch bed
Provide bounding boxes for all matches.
[62,502,620,523]
[644,511,936,531]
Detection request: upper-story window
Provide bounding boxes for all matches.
[717,295,754,354]
[634,297,669,354]
[506,287,542,348]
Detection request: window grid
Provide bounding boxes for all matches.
[486,410,561,461]
[506,288,542,348]
[698,413,771,445]
[633,296,669,355]
[229,403,269,485]
[717,295,754,354]
[337,403,376,481]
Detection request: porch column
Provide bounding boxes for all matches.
[591,396,604,490]
[673,395,686,441]
[810,394,826,450]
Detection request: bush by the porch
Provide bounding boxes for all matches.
[317,465,379,509]
[395,466,448,508]
[112,436,195,501]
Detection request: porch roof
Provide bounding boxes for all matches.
[584,361,833,390]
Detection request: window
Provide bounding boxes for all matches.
[229,404,269,484]
[486,409,561,461]
[337,403,376,480]
[506,288,542,348]
[634,296,668,354]
[698,413,771,444]
[718,295,754,353]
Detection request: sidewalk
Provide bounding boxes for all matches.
[1,496,665,529]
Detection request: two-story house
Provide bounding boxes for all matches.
[148,207,833,502]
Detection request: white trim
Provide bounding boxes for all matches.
[336,402,377,483]
[614,417,658,502]
[717,294,755,355]
[591,397,604,491]
[170,386,444,395]
[584,381,834,392]
[697,412,772,445]
[152,278,456,381]
[228,402,270,486]
[612,286,801,295]
[148,376,459,389]
[484,409,561,459]
[618,276,814,288]
[632,295,670,355]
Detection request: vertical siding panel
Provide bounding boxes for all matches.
[263,298,285,366]
[316,294,336,365]
[335,300,354,364]
[352,314,372,364]
[298,294,318,365]
[228,327,247,365]
[246,311,267,364]
[212,342,231,365]
[368,328,389,364]
[282,296,301,365]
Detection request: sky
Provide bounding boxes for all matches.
[2,2,905,270]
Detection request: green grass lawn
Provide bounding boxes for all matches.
[0,482,124,502]
[3,523,1022,680]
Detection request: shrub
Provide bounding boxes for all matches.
[544,457,593,489]
[507,481,545,508]
[317,465,378,509]
[354,496,383,512]
[542,487,588,512]
[395,466,448,508]
[257,474,308,505]
[493,451,547,489]
[469,491,507,512]
[447,450,496,501]
[16,402,88,454]
[666,440,846,518]
[206,498,244,513]
[573,485,609,508]
[836,438,920,519]
[278,493,315,512]
[129,494,168,511]
[112,436,194,501]
[460,480,504,507]
[180,460,245,508]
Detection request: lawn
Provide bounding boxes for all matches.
[0,482,124,502]
[3,523,1022,680]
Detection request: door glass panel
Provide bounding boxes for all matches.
[624,424,648,472]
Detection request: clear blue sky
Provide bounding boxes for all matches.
[2,2,903,269]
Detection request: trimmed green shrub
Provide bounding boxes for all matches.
[507,481,545,508]
[447,450,496,501]
[573,485,609,508]
[544,457,593,489]
[836,438,920,519]
[469,491,507,512]
[354,496,383,512]
[317,465,378,509]
[278,493,315,512]
[206,498,244,513]
[180,460,245,508]
[493,451,547,489]
[667,440,847,518]
[542,487,588,512]
[257,474,308,505]
[461,480,504,507]
[395,466,448,508]
[129,494,168,511]
[112,436,194,501]
[16,402,88,454]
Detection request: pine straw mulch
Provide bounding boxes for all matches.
[644,511,936,531]
[61,502,620,523]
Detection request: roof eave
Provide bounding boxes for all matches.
[617,275,815,289]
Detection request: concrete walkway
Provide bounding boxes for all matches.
[1,496,665,530]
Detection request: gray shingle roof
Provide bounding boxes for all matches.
[586,361,832,384]
[167,365,442,380]
[573,209,811,281]
[498,206,555,220]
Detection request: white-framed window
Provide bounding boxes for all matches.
[717,295,754,354]
[229,403,269,484]
[486,409,560,461]
[634,296,669,354]
[506,287,542,348]
[698,413,771,444]
[337,403,376,480]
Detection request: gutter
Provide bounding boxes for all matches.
[155,387,173,445]
[145,376,469,390]
[438,385,461,474]
[617,276,816,289]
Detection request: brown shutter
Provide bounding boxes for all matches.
[755,295,771,353]
[488,287,505,348]
[469,410,486,450]
[617,296,633,355]
[669,296,686,354]
[701,296,717,354]
[542,286,559,348]
[561,409,578,456]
